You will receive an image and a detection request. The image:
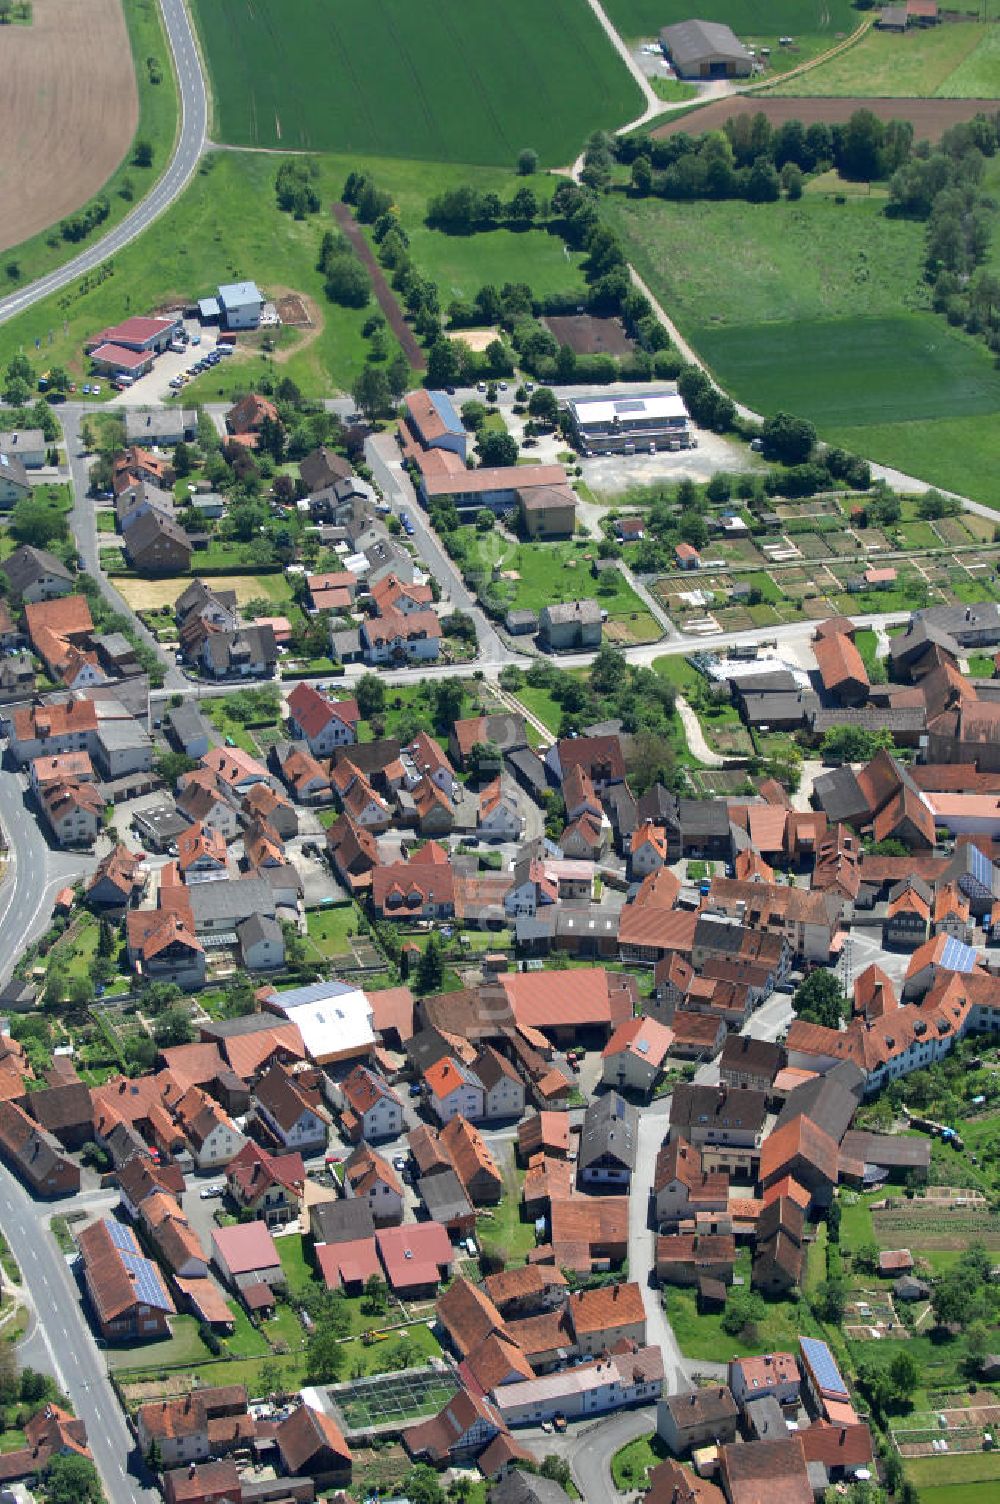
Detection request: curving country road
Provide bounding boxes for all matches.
[0,0,207,329]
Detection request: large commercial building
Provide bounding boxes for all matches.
[565,392,691,455]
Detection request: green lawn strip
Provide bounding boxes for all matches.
[225,1301,272,1358]
[908,1456,1000,1489]
[188,0,642,166]
[276,1233,315,1299]
[612,1433,668,1491]
[967,653,996,678]
[0,0,178,297]
[769,24,988,97]
[512,685,563,734]
[665,1269,823,1360]
[109,1314,212,1370]
[465,536,651,623]
[305,904,360,960]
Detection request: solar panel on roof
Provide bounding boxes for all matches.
[941,936,976,972]
[800,1337,848,1396]
[968,845,993,892]
[106,1218,136,1252]
[120,1251,172,1311]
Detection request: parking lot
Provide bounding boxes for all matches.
[108,320,231,406]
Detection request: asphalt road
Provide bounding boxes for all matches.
[0,771,97,987]
[59,403,186,689]
[570,1405,658,1504]
[0,0,207,330]
[0,1172,159,1504]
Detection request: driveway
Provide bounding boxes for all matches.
[629,1100,691,1396]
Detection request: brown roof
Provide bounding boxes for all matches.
[813,632,869,694]
[440,1115,501,1193]
[482,1264,567,1311]
[720,1436,812,1504]
[437,1275,506,1356]
[760,1115,839,1187]
[568,1280,645,1335]
[550,1194,628,1252]
[273,1401,350,1473]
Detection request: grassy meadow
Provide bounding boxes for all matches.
[770,22,994,96]
[189,0,642,165]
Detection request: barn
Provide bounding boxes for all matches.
[660,19,753,80]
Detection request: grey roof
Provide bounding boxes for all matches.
[915,601,1000,645]
[94,717,152,752]
[189,878,276,926]
[732,670,799,696]
[202,1011,294,1040]
[166,701,211,742]
[0,430,44,453]
[888,617,959,669]
[505,608,539,629]
[93,632,136,660]
[204,625,278,673]
[417,1169,474,1223]
[637,784,680,832]
[775,1068,864,1145]
[554,905,619,941]
[744,1395,787,1442]
[2,545,72,594]
[661,19,751,67]
[331,628,362,660]
[810,706,926,735]
[0,451,30,490]
[541,598,602,628]
[124,408,196,443]
[578,1091,638,1172]
[505,746,548,796]
[299,446,353,492]
[116,479,175,526]
[739,690,816,726]
[603,780,638,836]
[840,1130,931,1169]
[679,797,731,837]
[237,912,283,949]
[490,1472,574,1504]
[812,766,868,826]
[888,874,934,905]
[125,507,191,561]
[310,1196,375,1244]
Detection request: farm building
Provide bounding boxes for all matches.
[565,391,691,455]
[660,20,753,80]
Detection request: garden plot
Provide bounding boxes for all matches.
[845,1290,907,1342]
[891,1395,1000,1459]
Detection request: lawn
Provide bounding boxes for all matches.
[305,904,360,960]
[770,23,990,96]
[465,536,656,634]
[410,224,587,305]
[0,0,178,298]
[337,1321,443,1378]
[909,1454,1000,1489]
[693,314,1000,430]
[605,194,927,329]
[276,1234,315,1299]
[513,683,565,735]
[189,0,642,165]
[665,1280,821,1360]
[943,27,1000,97]
[612,1433,668,1491]
[109,1314,211,1370]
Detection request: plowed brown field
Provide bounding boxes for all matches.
[0,0,138,253]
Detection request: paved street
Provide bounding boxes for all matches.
[0,771,97,987]
[0,0,206,331]
[570,1405,658,1504]
[0,1171,159,1504]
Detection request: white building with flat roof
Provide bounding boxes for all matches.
[217,281,264,330]
[566,391,691,455]
[260,979,375,1065]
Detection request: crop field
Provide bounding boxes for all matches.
[692,314,1000,429]
[190,0,642,165]
[770,23,995,97]
[0,0,138,253]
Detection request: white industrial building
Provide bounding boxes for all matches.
[565,391,691,455]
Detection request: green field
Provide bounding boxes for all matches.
[823,413,1000,507]
[693,313,1000,428]
[943,26,1000,96]
[770,23,992,96]
[412,225,586,305]
[190,0,642,165]
[605,195,927,329]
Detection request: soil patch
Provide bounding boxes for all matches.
[445,326,501,353]
[276,294,311,327]
[652,94,1000,144]
[544,314,635,357]
[331,203,426,370]
[0,0,139,252]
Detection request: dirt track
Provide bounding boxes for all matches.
[0,0,139,253]
[653,95,1000,145]
[332,203,426,371]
